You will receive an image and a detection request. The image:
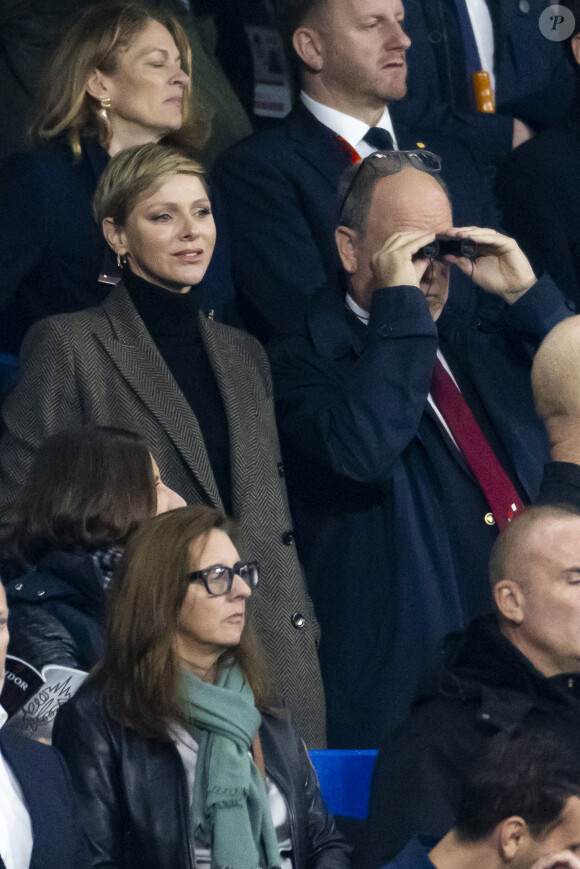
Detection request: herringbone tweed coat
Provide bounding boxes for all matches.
[0,284,326,746]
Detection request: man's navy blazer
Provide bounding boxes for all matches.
[496,104,580,310]
[214,101,499,342]
[0,726,89,868]
[390,0,576,163]
[268,276,571,748]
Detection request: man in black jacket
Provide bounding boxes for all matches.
[366,503,580,866]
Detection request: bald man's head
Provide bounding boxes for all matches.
[336,164,453,315]
[490,504,580,676]
[489,505,580,587]
[532,316,580,462]
[532,316,580,419]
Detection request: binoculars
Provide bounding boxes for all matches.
[414,235,477,261]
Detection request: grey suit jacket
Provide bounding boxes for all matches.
[0,284,326,747]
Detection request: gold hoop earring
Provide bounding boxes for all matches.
[116,252,127,269]
[99,96,112,120]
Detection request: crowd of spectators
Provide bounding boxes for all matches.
[2,0,580,867]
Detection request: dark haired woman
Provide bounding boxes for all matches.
[53,505,350,869]
[0,1,234,363]
[4,426,184,673]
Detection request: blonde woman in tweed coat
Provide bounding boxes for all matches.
[0,143,326,747]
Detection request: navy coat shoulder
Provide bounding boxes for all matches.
[267,276,570,748]
[496,104,580,309]
[0,137,236,353]
[213,102,499,342]
[379,838,437,869]
[0,725,89,868]
[390,0,576,163]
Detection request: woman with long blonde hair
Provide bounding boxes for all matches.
[0,2,232,361]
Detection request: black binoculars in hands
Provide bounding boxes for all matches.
[413,235,477,261]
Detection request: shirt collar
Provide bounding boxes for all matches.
[0,705,7,730]
[345,293,370,324]
[300,91,398,151]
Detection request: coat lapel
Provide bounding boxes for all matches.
[396,121,443,153]
[98,285,223,508]
[198,317,261,518]
[287,103,352,191]
[308,286,486,482]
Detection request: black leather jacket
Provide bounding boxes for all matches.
[53,683,350,869]
[5,549,109,672]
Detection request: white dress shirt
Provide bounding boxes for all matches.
[465,0,496,93]
[300,91,399,155]
[0,706,34,869]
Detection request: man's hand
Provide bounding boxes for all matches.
[444,227,536,304]
[371,229,438,289]
[531,850,580,869]
[513,117,534,149]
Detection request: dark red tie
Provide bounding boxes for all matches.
[430,359,524,530]
[333,133,362,164]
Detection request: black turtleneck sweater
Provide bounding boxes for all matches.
[125,269,232,514]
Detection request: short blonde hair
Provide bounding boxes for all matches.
[29,2,207,158]
[93,142,206,226]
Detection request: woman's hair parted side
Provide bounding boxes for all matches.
[93,141,206,226]
[8,426,157,562]
[28,2,207,158]
[96,506,274,740]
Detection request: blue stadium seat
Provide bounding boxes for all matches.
[309,749,378,819]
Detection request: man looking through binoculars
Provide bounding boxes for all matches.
[266,151,572,748]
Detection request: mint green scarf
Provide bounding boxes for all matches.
[179,664,281,869]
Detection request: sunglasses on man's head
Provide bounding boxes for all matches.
[339,149,442,218]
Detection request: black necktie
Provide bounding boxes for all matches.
[363,127,394,151]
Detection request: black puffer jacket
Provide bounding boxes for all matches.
[365,614,580,868]
[5,549,109,672]
[53,682,351,869]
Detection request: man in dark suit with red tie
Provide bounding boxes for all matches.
[267,151,571,748]
[213,0,499,342]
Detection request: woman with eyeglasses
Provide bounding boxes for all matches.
[53,506,350,869]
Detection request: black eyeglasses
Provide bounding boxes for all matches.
[339,149,442,218]
[188,561,260,596]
